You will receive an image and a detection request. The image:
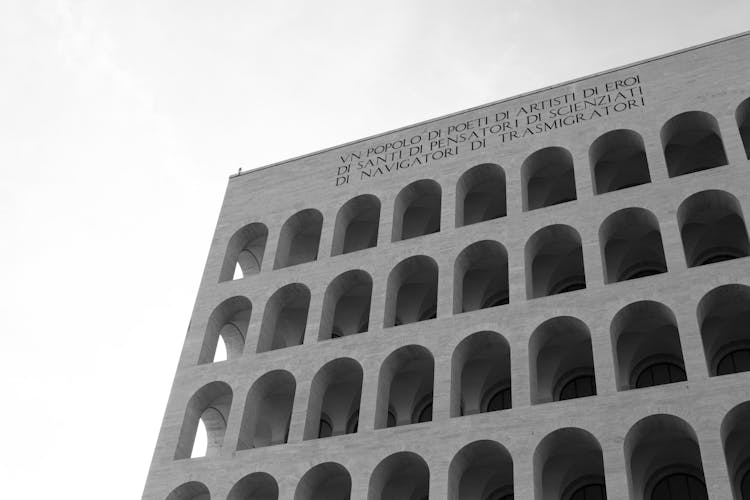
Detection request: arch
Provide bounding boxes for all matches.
[174,381,233,459]
[227,472,278,500]
[599,207,667,283]
[590,129,650,194]
[368,451,430,500]
[319,270,372,340]
[375,345,434,429]
[525,224,586,299]
[295,462,352,500]
[274,209,323,269]
[198,296,252,364]
[529,316,596,404]
[611,301,686,391]
[456,163,507,227]
[533,427,606,500]
[721,401,750,499]
[738,97,750,159]
[449,440,514,500]
[332,194,381,255]
[624,414,707,500]
[219,222,268,282]
[661,111,727,177]
[384,255,438,327]
[451,331,511,417]
[237,370,295,449]
[697,284,750,376]
[392,179,442,241]
[454,240,509,314]
[522,146,577,211]
[677,190,750,267]
[166,482,210,500]
[303,358,363,440]
[257,283,310,353]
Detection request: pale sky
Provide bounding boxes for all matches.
[1,1,748,498]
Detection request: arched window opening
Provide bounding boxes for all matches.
[274,209,323,269]
[678,190,750,267]
[721,401,750,499]
[624,414,707,500]
[454,240,509,314]
[557,373,596,401]
[451,331,511,417]
[525,224,585,299]
[533,428,607,500]
[219,222,268,282]
[522,146,577,211]
[375,345,434,429]
[257,283,310,353]
[295,462,352,500]
[368,451,429,500]
[384,255,438,327]
[332,194,381,255]
[738,97,750,159]
[456,163,507,227]
[237,370,295,450]
[697,284,750,376]
[319,270,372,340]
[590,129,650,194]
[227,472,279,500]
[198,296,252,365]
[529,317,596,404]
[166,482,211,500]
[392,179,442,241]
[661,111,727,177]
[174,381,233,460]
[651,473,707,500]
[303,358,363,440]
[448,440,514,500]
[600,208,667,284]
[611,301,687,391]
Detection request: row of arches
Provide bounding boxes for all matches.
[182,284,750,460]
[222,103,750,281]
[202,190,750,362]
[166,405,750,500]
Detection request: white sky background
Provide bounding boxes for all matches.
[0,1,748,498]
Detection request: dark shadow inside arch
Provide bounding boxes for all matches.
[227,472,278,500]
[295,462,352,500]
[166,481,211,500]
[600,207,667,284]
[303,358,363,440]
[375,345,434,429]
[611,301,686,391]
[332,194,381,255]
[661,111,727,177]
[697,284,750,377]
[625,414,708,500]
[678,190,750,268]
[529,316,596,405]
[721,401,750,499]
[274,209,323,269]
[237,370,295,450]
[384,255,438,327]
[392,179,442,241]
[454,240,509,314]
[451,331,511,417]
[522,146,577,211]
[368,451,430,500]
[198,296,252,364]
[174,381,233,460]
[590,129,651,194]
[525,224,585,299]
[456,163,507,227]
[738,97,750,159]
[449,440,513,500]
[319,270,372,340]
[257,283,310,352]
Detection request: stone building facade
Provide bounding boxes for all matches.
[143,32,750,500]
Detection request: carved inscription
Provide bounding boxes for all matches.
[335,75,645,186]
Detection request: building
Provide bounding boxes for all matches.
[142,32,750,500]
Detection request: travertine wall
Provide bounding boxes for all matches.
[143,32,750,500]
